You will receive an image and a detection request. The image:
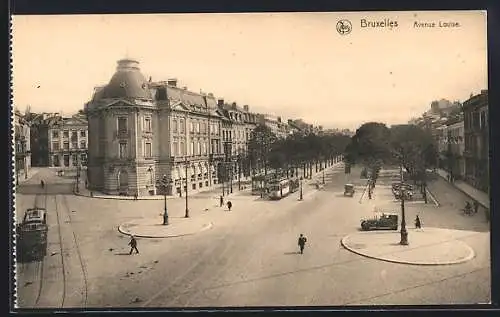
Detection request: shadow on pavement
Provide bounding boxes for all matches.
[115,252,131,256]
[284,251,300,255]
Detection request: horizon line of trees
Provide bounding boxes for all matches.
[247,124,351,179]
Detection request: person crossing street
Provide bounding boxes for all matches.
[128,235,139,255]
[298,234,307,254]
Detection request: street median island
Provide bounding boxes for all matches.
[118,217,213,238]
[341,227,475,266]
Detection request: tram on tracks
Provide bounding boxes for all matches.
[16,208,48,261]
[267,178,292,200]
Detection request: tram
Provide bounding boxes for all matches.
[267,178,291,200]
[16,208,48,261]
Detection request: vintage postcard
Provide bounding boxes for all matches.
[11,11,489,309]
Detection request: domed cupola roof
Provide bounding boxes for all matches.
[101,59,152,100]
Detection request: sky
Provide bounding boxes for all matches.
[12,11,487,130]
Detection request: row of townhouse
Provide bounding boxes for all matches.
[422,90,489,193]
[29,113,88,168]
[13,109,31,183]
[84,59,318,197]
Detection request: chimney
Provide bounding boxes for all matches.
[149,76,152,82]
[231,102,237,110]
[208,93,214,97]
[288,119,293,125]
[217,99,224,107]
[183,86,188,90]
[167,78,177,87]
[277,116,281,123]
[243,105,249,111]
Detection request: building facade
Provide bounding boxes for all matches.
[446,118,465,180]
[48,115,88,167]
[463,90,489,192]
[14,110,31,182]
[29,113,88,167]
[85,59,260,196]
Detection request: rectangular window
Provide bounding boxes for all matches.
[118,117,128,132]
[72,154,79,166]
[144,117,152,132]
[201,122,206,134]
[63,155,70,167]
[80,130,86,137]
[63,142,69,150]
[71,131,78,141]
[197,141,201,155]
[53,155,60,167]
[145,142,152,158]
[180,119,185,133]
[81,153,87,164]
[52,131,59,138]
[52,142,60,151]
[190,122,195,133]
[173,119,178,133]
[173,141,178,156]
[72,141,78,149]
[80,140,86,149]
[191,141,195,156]
[180,142,185,156]
[119,142,127,159]
[63,130,69,138]
[196,122,200,133]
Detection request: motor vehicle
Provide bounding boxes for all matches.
[344,183,355,197]
[360,213,398,231]
[17,208,48,261]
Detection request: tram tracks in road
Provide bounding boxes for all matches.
[16,188,48,308]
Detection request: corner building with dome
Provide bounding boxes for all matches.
[85,59,259,196]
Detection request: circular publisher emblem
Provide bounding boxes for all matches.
[336,19,352,35]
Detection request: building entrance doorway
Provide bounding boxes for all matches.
[118,169,129,194]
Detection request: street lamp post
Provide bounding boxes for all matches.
[399,165,409,245]
[161,174,170,225]
[185,158,189,218]
[299,176,303,200]
[322,168,325,185]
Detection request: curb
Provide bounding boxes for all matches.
[117,221,213,239]
[340,233,476,266]
[425,188,440,207]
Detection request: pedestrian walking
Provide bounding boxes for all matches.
[473,200,479,214]
[415,215,422,229]
[220,195,224,207]
[134,192,138,201]
[128,235,139,255]
[298,234,307,254]
[40,180,45,188]
[227,201,232,211]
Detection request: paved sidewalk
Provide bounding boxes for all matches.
[74,160,345,201]
[16,168,42,184]
[435,169,489,209]
[341,227,476,266]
